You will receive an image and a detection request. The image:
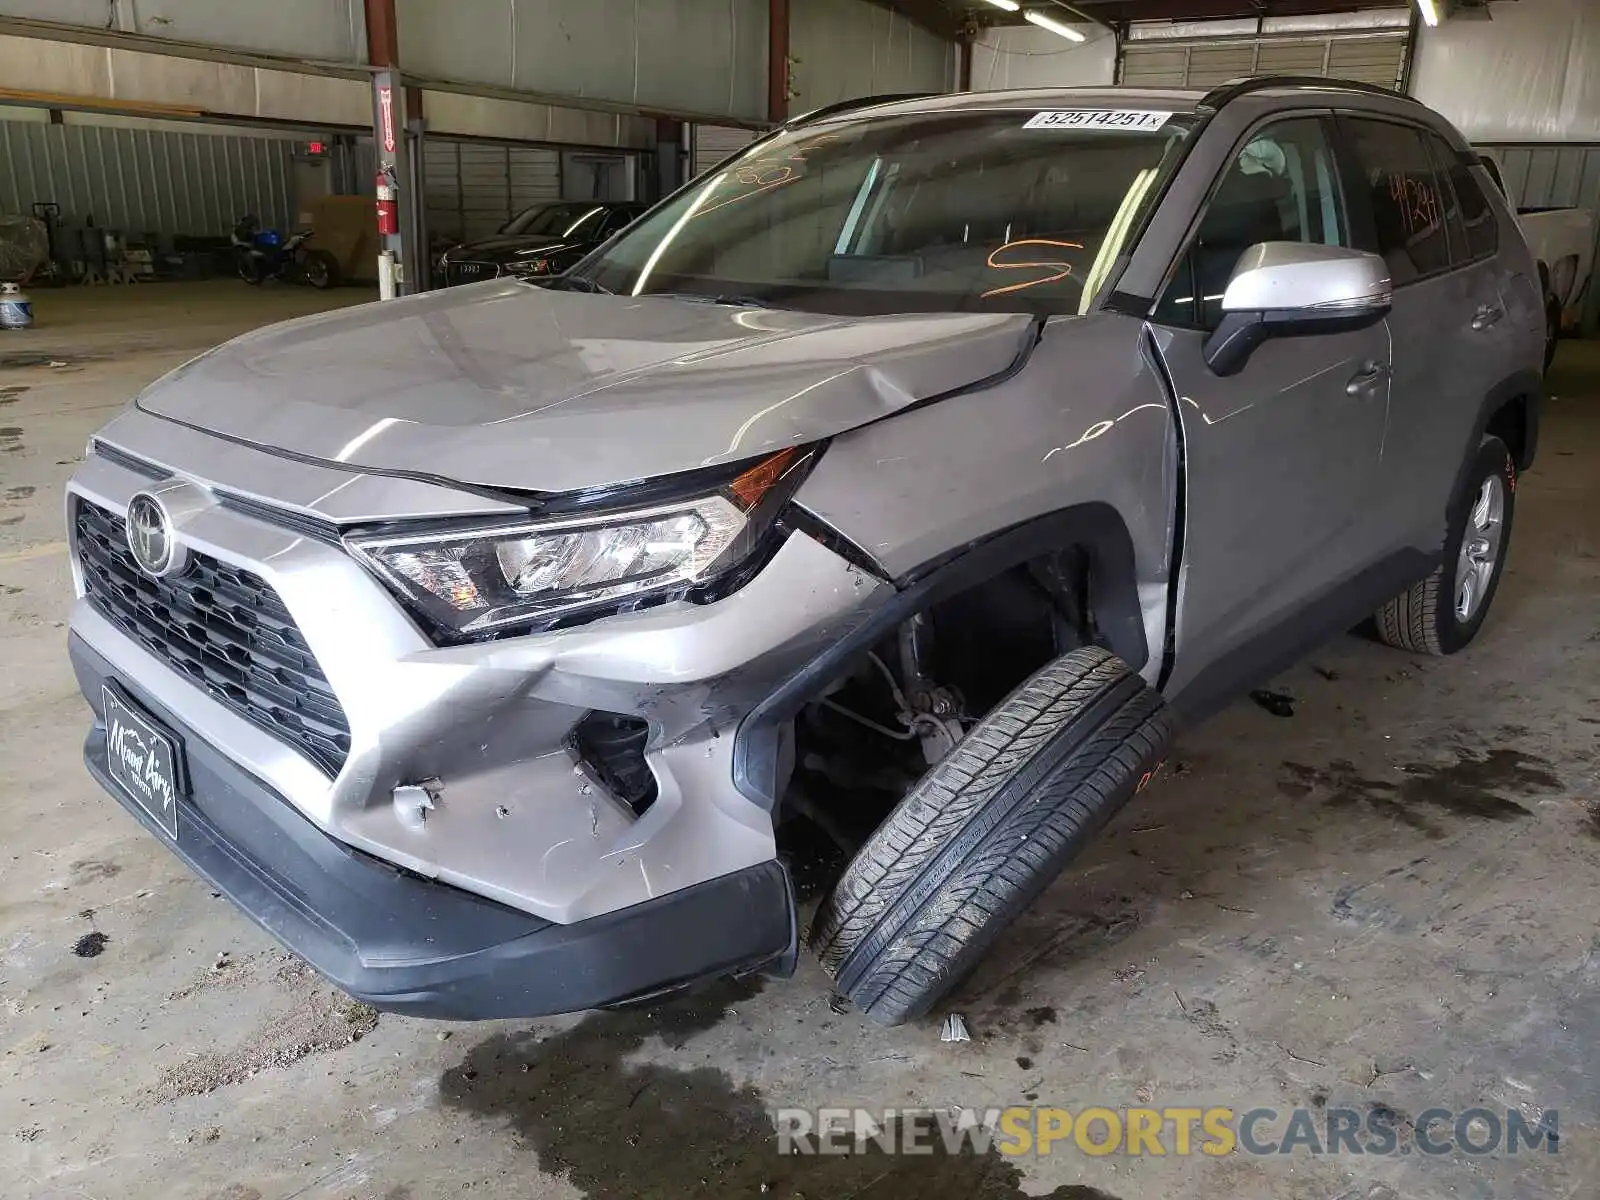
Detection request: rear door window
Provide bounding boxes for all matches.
[1343,118,1454,284]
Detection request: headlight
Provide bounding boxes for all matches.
[346,448,813,637]
[506,257,551,277]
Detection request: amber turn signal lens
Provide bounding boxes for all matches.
[726,447,802,511]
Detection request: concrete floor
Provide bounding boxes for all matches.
[2,282,1598,1200]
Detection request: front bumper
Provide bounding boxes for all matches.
[73,633,797,1018]
[67,410,891,925]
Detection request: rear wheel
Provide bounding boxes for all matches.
[809,646,1172,1026]
[1374,436,1515,656]
[302,250,338,290]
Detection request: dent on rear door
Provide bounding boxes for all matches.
[794,312,1177,683]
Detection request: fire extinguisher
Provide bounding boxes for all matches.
[375,169,399,237]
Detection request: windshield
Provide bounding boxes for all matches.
[500,203,610,238]
[570,109,1194,315]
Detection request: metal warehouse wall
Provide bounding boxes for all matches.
[970,25,1114,90]
[1412,0,1600,142]
[0,0,366,63]
[0,33,374,128]
[1483,142,1600,334]
[423,140,563,243]
[1484,144,1600,212]
[693,125,760,178]
[395,0,769,124]
[789,0,954,111]
[0,119,294,238]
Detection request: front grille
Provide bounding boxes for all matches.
[74,498,352,776]
[446,261,501,286]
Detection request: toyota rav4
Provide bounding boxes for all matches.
[66,78,1542,1027]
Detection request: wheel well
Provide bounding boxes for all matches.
[775,545,1108,873]
[1485,395,1530,469]
[734,503,1148,820]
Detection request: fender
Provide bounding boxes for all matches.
[1464,367,1543,485]
[732,503,1147,810]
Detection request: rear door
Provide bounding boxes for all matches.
[1151,114,1393,704]
[1337,117,1492,556]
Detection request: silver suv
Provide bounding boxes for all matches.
[67,79,1542,1027]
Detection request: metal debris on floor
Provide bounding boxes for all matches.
[940,1013,971,1043]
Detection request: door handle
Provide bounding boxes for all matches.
[1472,304,1505,331]
[1345,360,1389,396]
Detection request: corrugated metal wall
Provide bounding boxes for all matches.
[1411,0,1600,143]
[1119,33,1409,89]
[0,119,295,237]
[423,140,564,242]
[1483,142,1600,333]
[693,126,760,178]
[395,0,769,124]
[0,0,366,63]
[1482,142,1600,335]
[1484,144,1600,212]
[789,0,954,111]
[971,26,1116,90]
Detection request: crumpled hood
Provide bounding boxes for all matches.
[137,281,1036,494]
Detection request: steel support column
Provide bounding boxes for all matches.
[365,0,423,297]
[654,118,687,201]
[768,0,791,125]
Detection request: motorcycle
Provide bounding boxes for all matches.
[231,215,339,289]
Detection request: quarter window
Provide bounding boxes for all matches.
[1434,139,1499,262]
[1155,117,1348,331]
[1344,119,1453,284]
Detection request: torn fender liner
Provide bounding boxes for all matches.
[135,283,1037,495]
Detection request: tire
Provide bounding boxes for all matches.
[1544,297,1561,374]
[302,251,338,290]
[236,255,265,285]
[1374,436,1516,657]
[809,646,1173,1026]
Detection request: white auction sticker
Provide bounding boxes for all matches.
[1024,110,1173,132]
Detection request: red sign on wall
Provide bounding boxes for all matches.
[377,86,397,155]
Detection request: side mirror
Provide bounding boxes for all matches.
[1203,243,1392,376]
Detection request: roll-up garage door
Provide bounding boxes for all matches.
[693,125,759,178]
[424,140,562,243]
[1119,30,1410,91]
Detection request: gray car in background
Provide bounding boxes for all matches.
[66,78,1543,1028]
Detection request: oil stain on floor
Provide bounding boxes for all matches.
[439,979,1120,1200]
[1278,747,1562,837]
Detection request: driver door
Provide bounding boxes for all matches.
[1150,115,1393,708]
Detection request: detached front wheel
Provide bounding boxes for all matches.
[809,646,1173,1026]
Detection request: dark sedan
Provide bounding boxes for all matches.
[436,201,645,287]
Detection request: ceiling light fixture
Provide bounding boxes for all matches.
[1024,9,1087,41]
[1414,0,1440,26]
[981,0,1021,9]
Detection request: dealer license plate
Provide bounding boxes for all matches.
[102,684,184,840]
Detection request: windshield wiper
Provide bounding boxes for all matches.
[544,275,612,294]
[645,291,775,308]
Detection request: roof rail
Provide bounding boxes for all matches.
[786,93,935,127]
[1200,75,1405,110]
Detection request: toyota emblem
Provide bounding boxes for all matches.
[125,493,188,578]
